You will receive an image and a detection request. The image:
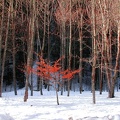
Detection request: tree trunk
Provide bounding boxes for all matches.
[78,12,83,94]
[40,77,43,95]
[100,64,103,94]
[91,0,96,104]
[0,0,4,97]
[60,21,66,95]
[10,0,17,95]
[24,0,35,102]
[110,21,120,98]
[67,0,72,97]
[47,1,50,91]
[55,87,59,105]
[100,30,103,94]
[98,0,112,98]
[36,1,41,91]
[0,7,10,97]
[39,1,47,95]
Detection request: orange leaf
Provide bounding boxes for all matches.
[60,69,69,75]
[62,72,73,79]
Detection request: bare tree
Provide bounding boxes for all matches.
[10,0,17,95]
[91,0,96,104]
[24,0,35,102]
[0,0,4,95]
[67,0,72,96]
[55,0,69,95]
[0,3,10,97]
[109,0,120,98]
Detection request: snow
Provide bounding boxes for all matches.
[0,89,120,120]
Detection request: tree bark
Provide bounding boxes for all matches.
[78,12,83,94]
[10,0,17,95]
[67,0,72,97]
[0,6,10,97]
[98,0,112,98]
[110,20,120,98]
[24,0,35,102]
[0,0,4,97]
[91,0,96,104]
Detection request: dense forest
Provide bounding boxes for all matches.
[0,0,120,103]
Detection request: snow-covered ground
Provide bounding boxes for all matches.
[0,89,120,120]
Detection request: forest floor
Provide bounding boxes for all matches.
[0,89,120,120]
